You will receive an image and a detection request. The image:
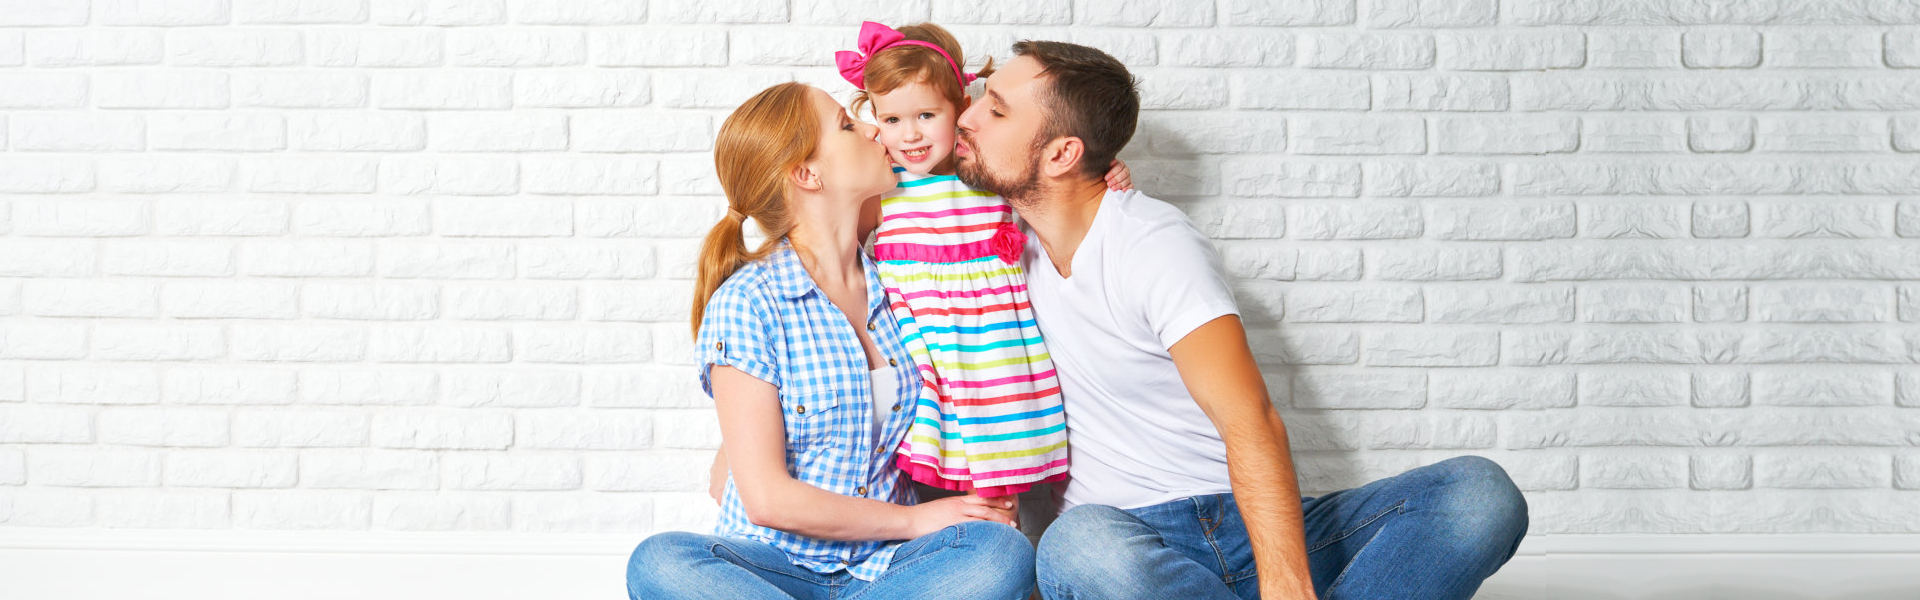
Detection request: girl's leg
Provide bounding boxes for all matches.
[842,521,1036,600]
[626,531,831,600]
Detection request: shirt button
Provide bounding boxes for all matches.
[714,341,723,351]
[856,486,867,495]
[887,358,897,367]
[867,321,877,332]
[891,403,901,412]
[795,405,806,414]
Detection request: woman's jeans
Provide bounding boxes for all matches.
[627,521,1035,600]
[1035,456,1530,600]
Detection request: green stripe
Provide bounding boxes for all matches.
[908,438,1070,460]
[881,190,998,206]
[880,266,1022,284]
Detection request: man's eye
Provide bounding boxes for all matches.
[991,110,1004,118]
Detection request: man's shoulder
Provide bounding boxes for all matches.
[1103,188,1195,234]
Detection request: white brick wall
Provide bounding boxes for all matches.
[0,0,1915,539]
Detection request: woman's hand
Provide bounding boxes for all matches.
[904,494,1018,539]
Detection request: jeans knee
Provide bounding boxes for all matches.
[627,531,707,598]
[1433,456,1529,545]
[1035,505,1137,584]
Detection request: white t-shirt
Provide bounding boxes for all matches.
[867,365,898,449]
[1022,189,1241,511]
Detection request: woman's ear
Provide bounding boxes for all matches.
[790,161,824,193]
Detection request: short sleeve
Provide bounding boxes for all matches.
[1125,220,1241,350]
[694,280,781,398]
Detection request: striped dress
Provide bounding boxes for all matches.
[874,167,1069,498]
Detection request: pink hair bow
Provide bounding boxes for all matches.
[835,21,976,90]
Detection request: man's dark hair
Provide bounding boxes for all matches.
[1011,40,1139,180]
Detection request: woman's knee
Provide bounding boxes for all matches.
[627,531,710,597]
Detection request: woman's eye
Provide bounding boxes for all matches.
[842,123,855,131]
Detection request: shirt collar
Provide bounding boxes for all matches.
[766,241,891,320]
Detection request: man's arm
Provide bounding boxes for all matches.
[1169,315,1316,600]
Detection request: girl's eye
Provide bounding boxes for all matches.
[919,113,934,120]
[884,117,898,124]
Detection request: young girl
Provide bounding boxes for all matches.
[837,21,1130,499]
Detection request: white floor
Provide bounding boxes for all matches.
[1,531,1916,599]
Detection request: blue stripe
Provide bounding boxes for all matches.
[879,256,998,266]
[896,174,960,188]
[915,400,1064,425]
[923,337,1043,353]
[914,422,1066,442]
[913,319,1037,335]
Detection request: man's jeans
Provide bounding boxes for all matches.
[626,521,1035,600]
[1036,456,1529,600]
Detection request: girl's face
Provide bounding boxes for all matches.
[870,80,966,176]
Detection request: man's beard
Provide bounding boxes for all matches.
[956,133,1046,206]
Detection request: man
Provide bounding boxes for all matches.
[953,40,1528,600]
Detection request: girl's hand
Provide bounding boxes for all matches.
[905,495,1017,539]
[1104,158,1133,191]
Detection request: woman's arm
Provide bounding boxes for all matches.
[711,365,1013,541]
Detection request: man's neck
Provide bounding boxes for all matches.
[1012,179,1109,279]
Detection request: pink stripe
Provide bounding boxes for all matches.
[898,455,1071,480]
[874,239,1002,263]
[885,204,1010,221]
[897,284,1026,301]
[943,369,1057,389]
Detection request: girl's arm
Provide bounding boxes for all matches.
[1104,158,1133,191]
[711,365,1014,541]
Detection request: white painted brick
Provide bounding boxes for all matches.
[302,450,438,490]
[4,0,90,25]
[238,241,375,277]
[588,451,711,492]
[654,410,721,450]
[92,323,225,361]
[524,156,658,196]
[1582,454,1686,489]
[288,113,426,152]
[1076,0,1212,26]
[99,157,234,194]
[1753,370,1893,407]
[582,282,688,323]
[0,449,20,485]
[231,324,367,362]
[444,283,576,321]
[378,242,515,279]
[565,113,708,153]
[1580,284,1688,323]
[163,368,298,405]
[369,326,512,363]
[1238,73,1369,110]
[1579,371,1688,406]
[1430,371,1574,409]
[163,281,299,319]
[1691,202,1750,239]
[428,113,566,152]
[28,365,160,406]
[588,368,706,409]
[373,71,511,110]
[0,323,88,360]
[149,114,286,151]
[590,30,727,67]
[1426,286,1573,324]
[512,493,650,533]
[26,30,166,67]
[1285,287,1421,323]
[309,29,442,67]
[0,73,87,109]
[234,491,371,529]
[234,0,365,23]
[372,411,512,450]
[1301,32,1433,69]
[444,453,580,491]
[516,411,651,450]
[297,369,436,406]
[234,71,369,108]
[0,407,94,444]
[516,71,649,108]
[1767,30,1881,68]
[168,29,305,67]
[294,200,432,237]
[1582,117,1687,153]
[1757,202,1886,238]
[233,410,369,447]
[511,0,644,23]
[1889,31,1920,67]
[372,0,505,25]
[654,0,785,23]
[1365,161,1497,197]
[1290,373,1425,409]
[0,491,94,526]
[1755,116,1890,153]
[1690,455,1752,490]
[1438,32,1584,70]
[12,199,149,235]
[1138,71,1228,110]
[32,449,161,487]
[1755,284,1890,323]
[934,0,1069,24]
[1898,456,1920,490]
[1582,203,1689,239]
[98,71,230,109]
[1223,0,1353,26]
[1291,117,1425,155]
[1365,0,1494,28]
[374,493,511,531]
[1164,32,1292,67]
[1756,454,1889,489]
[1366,331,1498,367]
[1372,74,1505,111]
[248,157,378,194]
[98,491,230,528]
[95,0,231,26]
[443,370,579,408]
[1435,116,1577,155]
[447,29,584,67]
[521,242,657,280]
[1370,245,1500,281]
[1430,202,1575,241]
[730,30,843,67]
[1587,31,1678,69]
[303,283,436,321]
[1190,205,1286,242]
[380,157,518,196]
[1144,114,1286,155]
[1682,30,1761,68]
[0,158,95,194]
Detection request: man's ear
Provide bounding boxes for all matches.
[1040,136,1086,179]
[790,161,823,193]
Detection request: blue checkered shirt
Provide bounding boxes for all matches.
[695,241,923,582]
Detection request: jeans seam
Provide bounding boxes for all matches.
[1318,502,1407,596]
[708,541,830,587]
[1306,499,1405,555]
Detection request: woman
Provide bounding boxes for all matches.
[625,82,1035,600]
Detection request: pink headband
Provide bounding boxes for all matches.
[835,21,977,91]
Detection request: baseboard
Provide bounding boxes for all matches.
[2,530,1916,600]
